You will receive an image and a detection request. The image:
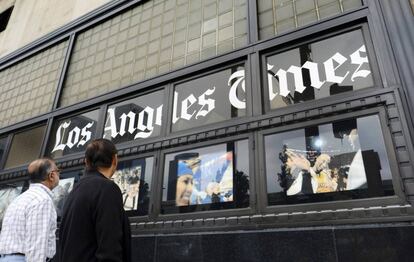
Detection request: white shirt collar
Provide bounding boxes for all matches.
[30,183,54,198]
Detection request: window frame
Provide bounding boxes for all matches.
[113,151,157,221]
[3,123,48,171]
[153,133,256,221]
[0,134,13,171]
[260,22,382,114]
[45,105,104,161]
[166,58,253,137]
[256,106,405,214]
[102,86,168,150]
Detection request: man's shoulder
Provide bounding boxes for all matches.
[18,186,49,201]
[9,189,51,211]
[80,172,107,184]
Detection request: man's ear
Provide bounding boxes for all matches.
[112,154,118,169]
[48,171,54,182]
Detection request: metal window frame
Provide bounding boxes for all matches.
[43,105,104,162]
[0,134,13,170]
[152,132,256,221]
[256,106,406,214]
[260,22,382,114]
[99,86,167,147]
[115,151,158,221]
[1,122,48,171]
[167,58,252,135]
[53,33,77,110]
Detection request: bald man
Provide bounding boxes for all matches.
[0,158,60,262]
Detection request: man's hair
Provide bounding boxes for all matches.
[85,139,117,171]
[28,158,55,183]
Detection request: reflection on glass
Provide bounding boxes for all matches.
[104,91,164,144]
[162,140,249,214]
[5,125,46,169]
[112,157,153,215]
[52,170,81,218]
[47,110,99,158]
[265,115,393,205]
[0,182,24,223]
[266,30,373,110]
[172,65,246,132]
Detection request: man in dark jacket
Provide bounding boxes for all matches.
[58,139,131,262]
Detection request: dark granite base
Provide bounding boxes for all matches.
[132,224,414,262]
[153,230,335,262]
[52,224,414,262]
[335,226,414,262]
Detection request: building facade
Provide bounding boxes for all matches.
[1,0,414,261]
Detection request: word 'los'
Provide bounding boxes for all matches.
[52,121,94,153]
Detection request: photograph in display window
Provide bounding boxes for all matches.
[113,165,142,211]
[174,151,234,207]
[265,115,394,204]
[112,157,153,214]
[162,141,250,214]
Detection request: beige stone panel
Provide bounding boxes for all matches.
[0,0,111,59]
[72,0,111,20]
[0,0,15,13]
[0,0,36,57]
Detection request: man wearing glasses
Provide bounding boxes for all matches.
[0,158,60,262]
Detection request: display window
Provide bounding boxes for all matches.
[161,139,250,214]
[103,90,165,144]
[171,64,247,132]
[112,156,154,216]
[0,181,27,223]
[265,28,375,110]
[5,125,46,169]
[263,114,394,206]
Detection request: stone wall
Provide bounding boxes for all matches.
[0,0,111,59]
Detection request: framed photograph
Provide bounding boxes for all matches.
[264,115,394,205]
[161,140,250,214]
[175,151,234,207]
[112,157,154,215]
